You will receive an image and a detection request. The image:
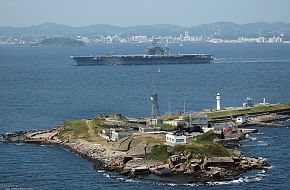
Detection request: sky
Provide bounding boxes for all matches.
[0,0,290,27]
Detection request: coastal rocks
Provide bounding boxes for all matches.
[172,163,186,172]
[68,140,106,158]
[203,157,235,169]
[188,163,202,172]
[61,139,115,170]
[248,113,290,123]
[168,155,187,166]
[122,157,165,176]
[4,124,273,183]
[239,156,270,170]
[151,168,173,176]
[124,158,163,169]
[110,156,125,170]
[131,166,150,175]
[1,130,37,143]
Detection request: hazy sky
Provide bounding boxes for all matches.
[1,0,290,27]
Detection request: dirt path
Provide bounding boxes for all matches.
[86,120,96,137]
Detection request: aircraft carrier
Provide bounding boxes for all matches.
[70,46,213,66]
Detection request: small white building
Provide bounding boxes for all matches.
[166,133,187,144]
[236,116,246,124]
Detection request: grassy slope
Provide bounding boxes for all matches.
[57,119,108,143]
[159,103,290,122]
[205,102,290,119]
[148,132,231,162]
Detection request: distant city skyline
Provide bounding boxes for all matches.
[1,0,290,27]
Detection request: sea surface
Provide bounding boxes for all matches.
[0,43,290,190]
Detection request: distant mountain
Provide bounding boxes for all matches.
[1,22,290,39]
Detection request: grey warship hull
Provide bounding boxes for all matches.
[71,54,213,66]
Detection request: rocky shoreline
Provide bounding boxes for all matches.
[69,140,270,182]
[0,128,270,183]
[2,104,289,183]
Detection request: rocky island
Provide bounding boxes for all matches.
[2,102,290,183]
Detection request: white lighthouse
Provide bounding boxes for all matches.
[216,93,221,110]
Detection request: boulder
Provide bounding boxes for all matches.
[172,163,185,172]
[131,166,150,175]
[189,163,201,172]
[152,168,173,176]
[210,167,222,178]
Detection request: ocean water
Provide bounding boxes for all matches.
[0,43,290,189]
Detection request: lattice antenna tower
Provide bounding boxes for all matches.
[150,87,160,117]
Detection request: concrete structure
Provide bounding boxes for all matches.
[163,118,185,127]
[103,121,124,127]
[189,114,208,128]
[111,128,134,141]
[203,157,235,169]
[166,133,186,144]
[148,118,163,126]
[243,97,253,108]
[139,127,160,133]
[236,115,246,124]
[213,123,231,130]
[99,128,134,141]
[260,98,270,105]
[236,116,246,124]
[216,93,221,110]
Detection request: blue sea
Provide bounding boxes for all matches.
[1,43,290,190]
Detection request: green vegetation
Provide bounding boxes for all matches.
[58,120,88,139]
[148,132,229,161]
[129,133,165,144]
[160,102,290,121]
[194,132,219,143]
[160,113,182,121]
[147,144,169,161]
[173,143,231,158]
[57,119,107,143]
[91,117,106,127]
[34,37,85,47]
[153,123,176,131]
[148,141,231,161]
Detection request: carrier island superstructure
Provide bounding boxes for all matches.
[70,45,213,66]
